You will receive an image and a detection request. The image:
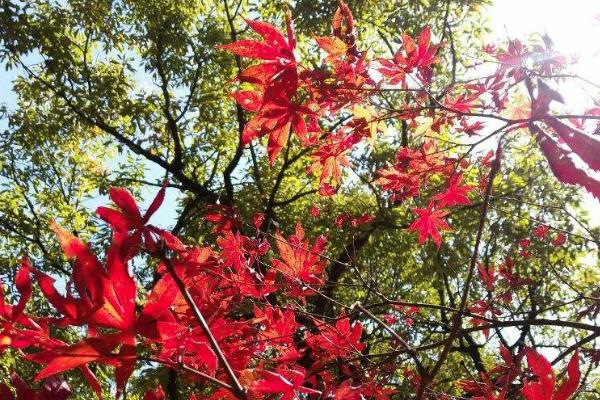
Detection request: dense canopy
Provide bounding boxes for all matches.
[0,0,599,399]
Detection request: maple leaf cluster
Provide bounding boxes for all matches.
[0,182,588,400]
[219,0,600,248]
[0,186,378,399]
[460,346,581,400]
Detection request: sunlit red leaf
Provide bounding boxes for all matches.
[532,125,600,200]
[408,203,451,247]
[433,173,473,208]
[31,333,132,381]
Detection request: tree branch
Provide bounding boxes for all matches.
[422,140,503,396]
[162,254,247,399]
[154,33,183,170]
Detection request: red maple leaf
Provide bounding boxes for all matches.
[252,368,320,400]
[459,372,506,400]
[533,224,550,239]
[0,372,71,400]
[221,13,315,163]
[241,87,318,163]
[10,258,32,320]
[532,125,600,200]
[221,17,295,63]
[408,203,451,247]
[35,222,136,330]
[309,132,354,187]
[433,173,473,208]
[331,0,358,57]
[204,204,240,233]
[522,348,580,400]
[143,386,165,400]
[496,39,528,82]
[307,314,365,359]
[477,262,497,292]
[551,232,566,247]
[468,300,501,339]
[374,141,452,203]
[378,27,440,86]
[253,305,299,346]
[26,333,135,399]
[327,379,363,400]
[272,222,327,296]
[529,83,600,200]
[96,185,165,233]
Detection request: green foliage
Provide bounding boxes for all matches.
[0,0,597,398]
